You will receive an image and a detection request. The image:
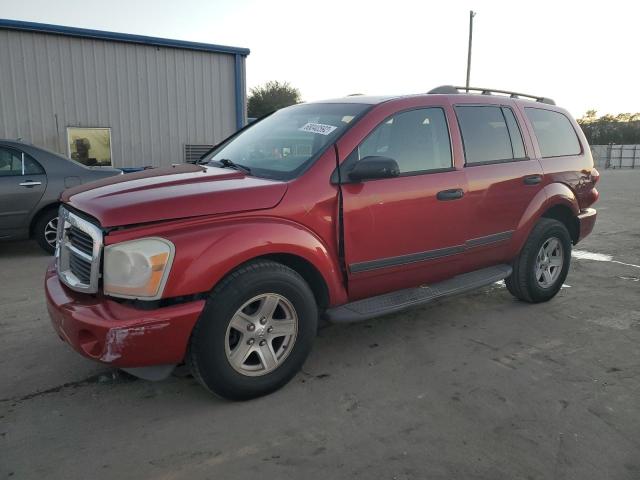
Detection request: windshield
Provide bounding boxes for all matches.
[203,103,371,180]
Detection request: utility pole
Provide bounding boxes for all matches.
[466,10,476,91]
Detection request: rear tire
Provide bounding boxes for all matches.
[506,218,571,303]
[187,260,317,401]
[34,209,59,255]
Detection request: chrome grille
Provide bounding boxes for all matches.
[67,227,94,256]
[56,206,103,293]
[68,245,92,283]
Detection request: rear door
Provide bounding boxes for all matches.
[0,146,47,232]
[453,103,544,270]
[340,104,470,300]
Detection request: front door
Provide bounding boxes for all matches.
[340,106,469,300]
[0,146,47,235]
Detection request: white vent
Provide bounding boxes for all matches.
[184,144,214,163]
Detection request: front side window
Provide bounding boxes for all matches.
[525,108,581,158]
[456,105,526,164]
[352,107,453,174]
[0,147,22,176]
[204,103,370,180]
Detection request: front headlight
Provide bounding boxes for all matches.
[103,238,175,300]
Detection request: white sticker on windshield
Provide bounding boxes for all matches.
[299,122,338,135]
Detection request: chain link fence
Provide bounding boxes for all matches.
[591,144,640,169]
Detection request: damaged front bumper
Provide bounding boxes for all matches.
[45,262,205,371]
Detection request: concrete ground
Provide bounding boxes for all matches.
[1,170,639,480]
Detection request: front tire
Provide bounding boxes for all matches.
[506,218,572,303]
[34,209,59,254]
[187,260,318,400]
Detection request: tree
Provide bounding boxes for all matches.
[247,81,302,118]
[579,109,598,124]
[577,109,640,144]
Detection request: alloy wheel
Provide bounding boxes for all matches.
[224,293,298,376]
[535,237,564,288]
[44,216,59,248]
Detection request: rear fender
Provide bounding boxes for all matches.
[511,183,579,256]
[108,217,348,306]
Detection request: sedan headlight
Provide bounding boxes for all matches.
[103,238,175,300]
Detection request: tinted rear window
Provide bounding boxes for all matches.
[525,108,581,158]
[502,107,526,159]
[455,106,523,164]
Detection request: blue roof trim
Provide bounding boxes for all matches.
[0,18,250,56]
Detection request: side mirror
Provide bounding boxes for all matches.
[348,156,400,182]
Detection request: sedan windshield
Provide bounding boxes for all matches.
[203,103,370,180]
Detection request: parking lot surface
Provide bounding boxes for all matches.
[1,170,639,480]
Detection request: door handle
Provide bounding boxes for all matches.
[19,181,42,187]
[523,175,542,185]
[436,189,464,201]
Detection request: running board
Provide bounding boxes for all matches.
[325,264,512,323]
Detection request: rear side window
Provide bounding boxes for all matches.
[355,107,452,174]
[501,108,526,159]
[0,147,23,176]
[24,156,45,175]
[525,108,581,158]
[455,106,526,164]
[0,148,45,176]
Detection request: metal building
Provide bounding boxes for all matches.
[0,19,249,168]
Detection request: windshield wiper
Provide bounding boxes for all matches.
[214,158,251,175]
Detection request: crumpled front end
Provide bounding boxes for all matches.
[45,262,205,368]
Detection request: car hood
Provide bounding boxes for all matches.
[62,163,288,227]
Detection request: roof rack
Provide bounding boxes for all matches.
[428,85,555,105]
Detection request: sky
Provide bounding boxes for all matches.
[2,0,639,118]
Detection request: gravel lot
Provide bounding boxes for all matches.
[1,170,639,480]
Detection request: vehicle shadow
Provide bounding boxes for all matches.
[0,239,50,259]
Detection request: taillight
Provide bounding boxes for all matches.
[579,168,600,208]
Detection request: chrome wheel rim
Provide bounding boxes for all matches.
[44,217,59,248]
[224,293,298,377]
[535,237,564,288]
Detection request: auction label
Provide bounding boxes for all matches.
[299,122,338,135]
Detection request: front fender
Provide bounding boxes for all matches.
[110,217,347,305]
[511,183,579,255]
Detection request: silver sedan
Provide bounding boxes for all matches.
[0,140,121,253]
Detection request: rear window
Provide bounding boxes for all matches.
[455,106,526,164]
[525,108,581,158]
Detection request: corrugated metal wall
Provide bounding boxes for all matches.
[0,29,242,167]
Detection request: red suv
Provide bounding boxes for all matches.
[45,86,599,400]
